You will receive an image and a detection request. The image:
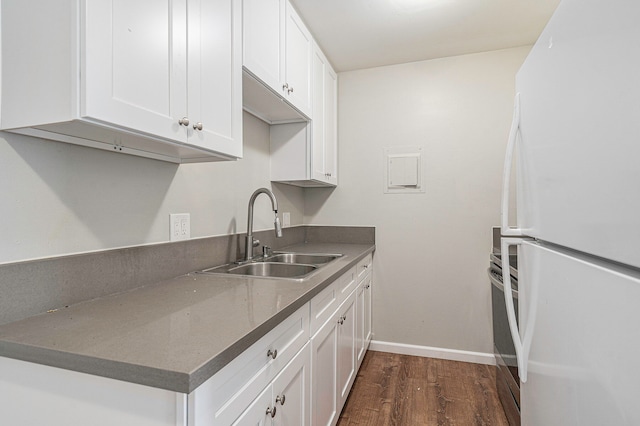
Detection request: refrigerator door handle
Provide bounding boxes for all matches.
[501,93,523,236]
[501,237,534,383]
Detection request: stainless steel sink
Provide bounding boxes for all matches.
[197,252,342,280]
[265,253,341,265]
[227,262,317,278]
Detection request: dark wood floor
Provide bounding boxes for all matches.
[337,351,509,426]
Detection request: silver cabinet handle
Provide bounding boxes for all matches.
[267,349,278,359]
[282,83,289,91]
[287,86,294,94]
[266,406,276,418]
[178,117,190,126]
[276,394,286,405]
[193,122,203,131]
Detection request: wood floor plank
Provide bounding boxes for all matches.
[337,351,509,426]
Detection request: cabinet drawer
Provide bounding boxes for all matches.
[310,279,338,337]
[310,266,356,337]
[188,303,310,425]
[357,254,372,282]
[337,266,357,306]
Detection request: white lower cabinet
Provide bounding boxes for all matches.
[310,305,339,426]
[0,255,373,426]
[273,344,310,425]
[356,255,373,369]
[233,343,310,426]
[188,304,310,425]
[363,275,373,350]
[233,385,274,426]
[355,280,366,368]
[336,294,357,410]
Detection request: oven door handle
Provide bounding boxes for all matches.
[487,268,518,299]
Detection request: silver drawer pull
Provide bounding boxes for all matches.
[178,117,190,126]
[276,394,286,405]
[193,122,203,131]
[266,406,276,418]
[267,349,278,359]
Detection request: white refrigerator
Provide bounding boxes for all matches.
[500,0,640,424]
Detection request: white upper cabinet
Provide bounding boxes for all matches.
[0,0,242,163]
[243,0,312,121]
[242,0,284,92]
[282,2,313,117]
[311,43,338,185]
[270,41,337,187]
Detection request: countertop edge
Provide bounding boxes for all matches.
[0,340,190,393]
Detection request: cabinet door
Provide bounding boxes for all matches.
[311,43,338,185]
[323,65,338,185]
[272,344,310,426]
[83,0,186,143]
[283,1,312,117]
[355,283,366,368]
[187,0,242,157]
[363,274,372,345]
[336,293,356,410]
[356,273,372,370]
[232,385,274,426]
[243,0,284,93]
[311,43,337,185]
[310,313,339,426]
[311,46,327,182]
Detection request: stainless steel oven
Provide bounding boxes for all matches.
[489,227,520,426]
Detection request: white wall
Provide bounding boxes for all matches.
[305,46,530,354]
[0,112,304,264]
[1,47,528,356]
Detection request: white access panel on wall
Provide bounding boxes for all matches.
[383,146,424,194]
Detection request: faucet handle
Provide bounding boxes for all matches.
[262,245,272,257]
[252,238,260,248]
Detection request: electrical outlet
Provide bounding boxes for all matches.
[282,212,291,227]
[170,213,190,241]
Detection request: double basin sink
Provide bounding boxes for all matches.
[198,252,342,280]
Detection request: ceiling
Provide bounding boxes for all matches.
[289,0,561,72]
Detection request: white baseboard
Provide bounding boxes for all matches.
[369,340,496,366]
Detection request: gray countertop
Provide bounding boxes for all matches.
[0,242,374,394]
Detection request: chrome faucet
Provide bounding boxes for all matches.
[245,188,283,261]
